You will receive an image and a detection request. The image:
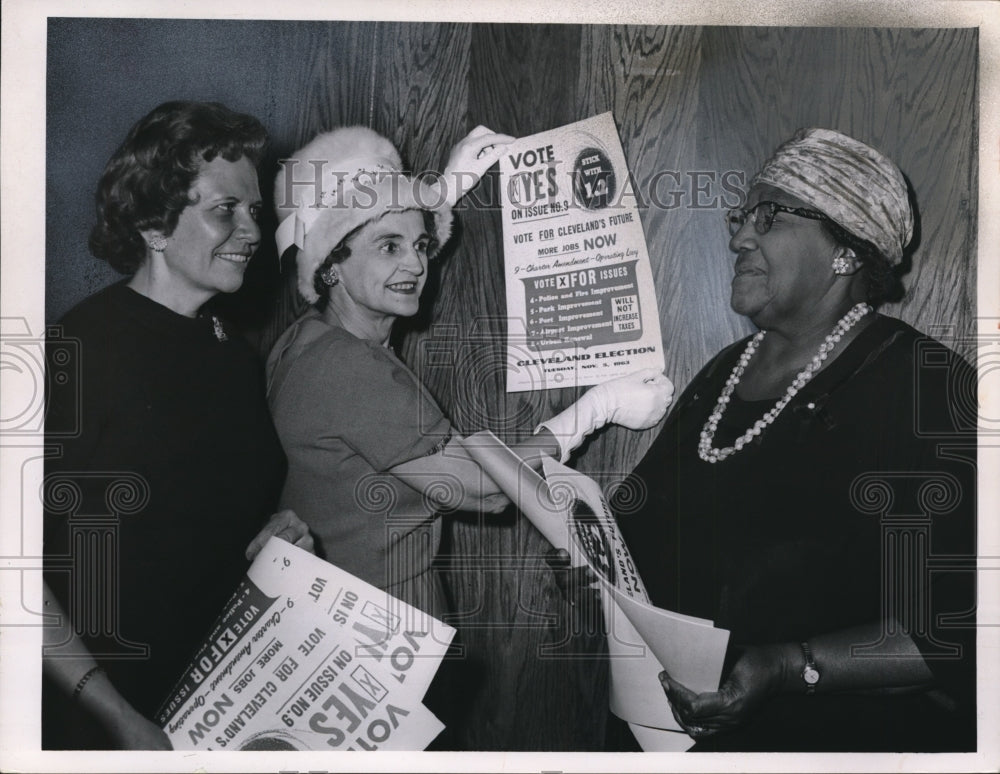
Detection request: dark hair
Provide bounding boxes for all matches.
[89,101,268,274]
[822,220,903,306]
[312,210,437,309]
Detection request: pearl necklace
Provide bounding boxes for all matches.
[697,302,872,463]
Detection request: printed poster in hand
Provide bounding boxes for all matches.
[459,431,729,749]
[499,112,664,393]
[156,537,454,751]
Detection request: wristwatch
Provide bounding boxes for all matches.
[800,641,820,694]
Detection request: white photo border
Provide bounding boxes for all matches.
[2,0,997,771]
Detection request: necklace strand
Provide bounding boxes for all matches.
[697,302,872,463]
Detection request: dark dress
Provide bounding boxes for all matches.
[614,315,976,751]
[43,282,286,748]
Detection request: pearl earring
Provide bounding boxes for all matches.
[321,266,340,287]
[149,236,167,252]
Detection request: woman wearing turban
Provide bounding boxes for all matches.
[614,128,976,751]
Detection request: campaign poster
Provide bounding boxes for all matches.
[500,112,665,393]
[156,538,454,752]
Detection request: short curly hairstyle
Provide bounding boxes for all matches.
[89,101,268,274]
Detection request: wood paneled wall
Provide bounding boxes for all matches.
[46,21,977,750]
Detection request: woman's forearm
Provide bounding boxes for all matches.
[772,620,934,695]
[42,581,106,692]
[659,619,938,739]
[42,582,171,749]
[391,430,561,511]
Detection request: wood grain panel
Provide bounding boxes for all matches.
[255,21,384,357]
[573,25,717,486]
[855,28,978,358]
[798,27,977,355]
[697,27,977,362]
[413,23,602,750]
[287,22,381,145]
[371,22,472,173]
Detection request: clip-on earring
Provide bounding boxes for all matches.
[149,236,167,252]
[832,254,853,275]
[321,266,340,287]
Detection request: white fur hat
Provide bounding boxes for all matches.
[274,126,453,303]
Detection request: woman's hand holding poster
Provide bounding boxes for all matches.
[459,432,730,749]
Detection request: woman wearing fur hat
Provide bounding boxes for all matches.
[612,128,976,751]
[266,126,673,618]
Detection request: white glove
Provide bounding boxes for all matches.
[537,368,674,463]
[439,125,515,206]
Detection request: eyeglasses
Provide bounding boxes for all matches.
[725,201,829,237]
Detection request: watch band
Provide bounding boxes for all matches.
[800,641,820,694]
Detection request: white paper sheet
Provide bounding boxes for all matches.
[627,722,696,752]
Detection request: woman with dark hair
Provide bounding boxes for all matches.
[43,101,312,749]
[611,128,976,751]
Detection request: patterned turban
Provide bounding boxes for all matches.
[751,128,913,264]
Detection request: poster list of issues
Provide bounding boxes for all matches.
[508,148,643,349]
[500,113,664,392]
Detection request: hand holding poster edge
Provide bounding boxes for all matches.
[459,430,730,739]
[156,537,455,751]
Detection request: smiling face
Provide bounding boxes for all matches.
[334,210,431,328]
[728,183,843,331]
[148,156,262,312]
